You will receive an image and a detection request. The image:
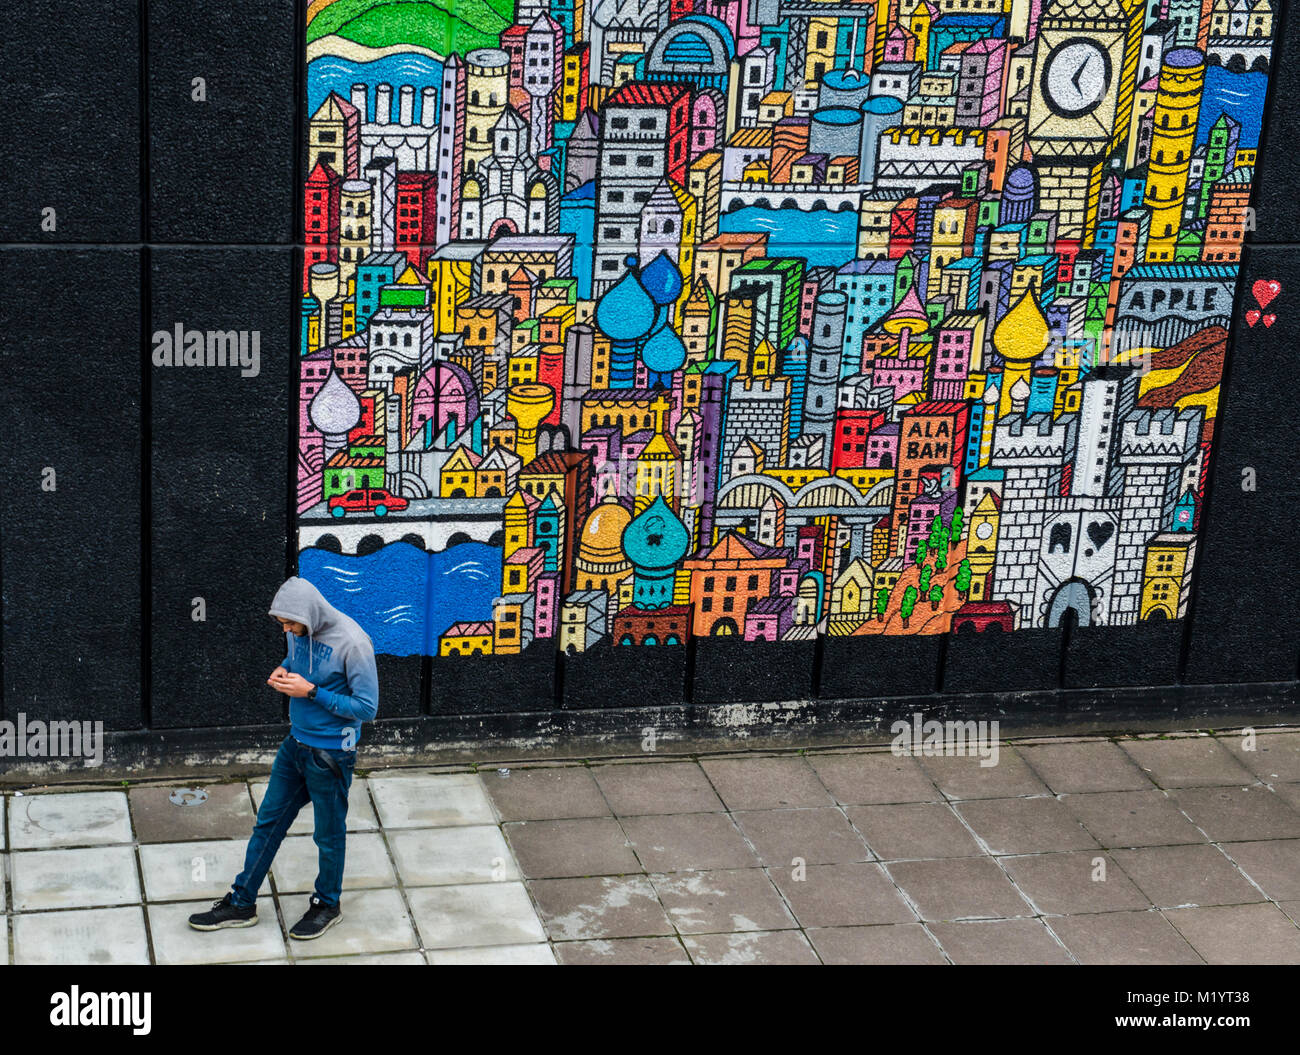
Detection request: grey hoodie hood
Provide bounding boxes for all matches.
[269,576,373,676]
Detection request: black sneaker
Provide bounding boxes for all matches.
[188,892,258,930]
[289,895,342,940]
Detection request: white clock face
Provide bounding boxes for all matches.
[1042,39,1111,119]
[975,521,993,540]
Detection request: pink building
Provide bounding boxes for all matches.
[744,595,794,642]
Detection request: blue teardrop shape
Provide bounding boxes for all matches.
[641,325,686,373]
[621,496,691,570]
[639,252,684,306]
[596,268,656,340]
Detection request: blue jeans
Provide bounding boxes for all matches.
[232,734,356,908]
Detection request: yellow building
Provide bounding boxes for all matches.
[502,490,538,560]
[1140,532,1197,620]
[830,558,877,624]
[464,49,509,172]
[439,447,482,498]
[1143,49,1205,262]
[633,394,681,514]
[438,621,495,657]
[965,491,1001,601]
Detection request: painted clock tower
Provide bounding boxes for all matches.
[1025,0,1144,242]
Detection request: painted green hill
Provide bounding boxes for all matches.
[307,0,515,55]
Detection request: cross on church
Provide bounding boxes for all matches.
[650,392,672,436]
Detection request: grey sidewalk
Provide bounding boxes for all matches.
[3,728,1300,964]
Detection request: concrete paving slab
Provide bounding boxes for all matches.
[927,919,1074,965]
[649,868,797,934]
[807,923,947,965]
[954,797,1101,855]
[8,790,132,849]
[250,777,377,835]
[591,761,725,815]
[529,875,673,940]
[1220,839,1300,900]
[1050,910,1204,965]
[1016,740,1154,794]
[732,807,872,866]
[10,844,140,911]
[149,898,285,965]
[1219,731,1300,783]
[1120,736,1258,789]
[552,937,688,964]
[129,783,257,843]
[481,766,610,821]
[368,774,495,828]
[13,906,150,965]
[805,752,942,805]
[1112,844,1265,908]
[886,857,1033,921]
[139,839,250,901]
[387,825,517,886]
[681,929,821,964]
[621,812,761,872]
[1001,851,1152,915]
[270,832,396,893]
[1061,790,1208,848]
[846,802,982,860]
[917,749,1049,801]
[282,888,416,958]
[1168,785,1300,842]
[699,756,834,810]
[407,881,546,949]
[426,943,557,965]
[1163,903,1300,965]
[300,951,427,965]
[768,862,916,927]
[505,816,640,878]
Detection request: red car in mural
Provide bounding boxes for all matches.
[328,488,409,518]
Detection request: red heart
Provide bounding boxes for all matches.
[1263,314,1276,327]
[1253,279,1280,309]
[1246,309,1260,327]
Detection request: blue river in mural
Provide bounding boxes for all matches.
[308,54,444,120]
[299,542,503,656]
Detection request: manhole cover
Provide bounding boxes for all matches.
[169,788,209,807]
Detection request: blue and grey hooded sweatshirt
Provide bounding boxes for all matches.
[269,577,379,750]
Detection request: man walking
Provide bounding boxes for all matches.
[188,576,379,940]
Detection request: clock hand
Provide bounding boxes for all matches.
[1071,57,1089,92]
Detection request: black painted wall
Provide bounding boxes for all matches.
[2,1,1298,743]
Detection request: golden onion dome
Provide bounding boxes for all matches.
[577,497,632,565]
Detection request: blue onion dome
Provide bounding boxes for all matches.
[596,258,656,340]
[641,324,687,373]
[639,252,684,306]
[621,495,690,571]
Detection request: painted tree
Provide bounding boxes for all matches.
[919,564,932,594]
[875,586,890,622]
[955,558,972,600]
[928,583,943,611]
[949,508,963,550]
[934,546,947,573]
[914,540,927,567]
[928,514,946,553]
[900,585,918,629]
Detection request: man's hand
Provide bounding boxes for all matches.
[268,665,288,685]
[269,671,315,698]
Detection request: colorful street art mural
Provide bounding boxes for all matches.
[298,0,1274,657]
